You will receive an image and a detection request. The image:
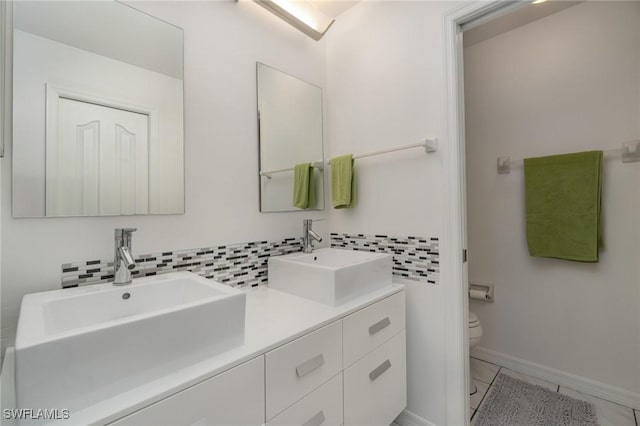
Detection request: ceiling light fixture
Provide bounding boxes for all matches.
[252,0,335,41]
[531,0,548,4]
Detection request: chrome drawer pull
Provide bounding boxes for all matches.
[296,354,325,377]
[369,359,392,381]
[302,410,326,426]
[368,317,391,335]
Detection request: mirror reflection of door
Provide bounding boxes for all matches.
[11,0,184,217]
[46,98,149,216]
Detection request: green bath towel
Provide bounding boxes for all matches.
[524,151,603,262]
[293,162,316,209]
[331,154,356,209]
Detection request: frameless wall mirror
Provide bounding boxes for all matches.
[257,63,324,212]
[11,1,184,217]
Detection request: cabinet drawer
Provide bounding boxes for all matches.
[343,291,405,368]
[109,356,265,426]
[267,373,343,426]
[266,321,342,420]
[343,331,406,426]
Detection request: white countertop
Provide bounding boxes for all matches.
[1,283,404,425]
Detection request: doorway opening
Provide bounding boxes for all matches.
[444,2,640,425]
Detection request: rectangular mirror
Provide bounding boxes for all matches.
[257,62,324,212]
[11,1,184,217]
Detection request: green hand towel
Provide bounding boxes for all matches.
[293,162,316,209]
[524,150,603,262]
[331,154,356,209]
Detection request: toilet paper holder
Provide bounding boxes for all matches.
[469,283,494,302]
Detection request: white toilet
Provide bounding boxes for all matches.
[468,311,483,394]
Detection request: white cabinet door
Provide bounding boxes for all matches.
[266,373,343,426]
[344,331,406,426]
[342,292,405,368]
[265,321,342,420]
[109,356,265,426]
[46,97,149,216]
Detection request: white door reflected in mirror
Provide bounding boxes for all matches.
[10,1,184,217]
[47,98,149,216]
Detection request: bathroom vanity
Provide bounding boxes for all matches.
[111,286,406,426]
[2,274,406,426]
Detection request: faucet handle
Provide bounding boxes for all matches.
[114,228,137,239]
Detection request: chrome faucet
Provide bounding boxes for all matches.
[114,228,137,285]
[303,219,323,254]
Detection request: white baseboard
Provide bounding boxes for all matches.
[395,409,438,426]
[471,346,640,410]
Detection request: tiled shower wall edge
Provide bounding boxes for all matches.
[330,233,440,284]
[61,237,303,288]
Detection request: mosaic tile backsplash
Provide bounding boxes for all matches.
[61,233,440,288]
[330,233,440,284]
[61,237,303,288]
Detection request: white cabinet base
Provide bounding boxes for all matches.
[109,356,265,426]
[344,331,407,426]
[343,291,406,368]
[266,321,343,420]
[108,291,406,426]
[267,373,343,426]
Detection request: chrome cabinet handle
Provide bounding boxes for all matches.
[369,359,392,381]
[302,410,326,426]
[368,317,391,335]
[296,354,325,377]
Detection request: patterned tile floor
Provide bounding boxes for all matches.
[469,357,638,426]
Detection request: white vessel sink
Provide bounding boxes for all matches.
[15,272,245,414]
[268,248,392,306]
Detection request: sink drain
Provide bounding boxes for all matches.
[122,292,131,300]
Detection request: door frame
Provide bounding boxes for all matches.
[441,2,529,424]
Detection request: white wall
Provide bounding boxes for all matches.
[13,29,184,216]
[1,1,328,354]
[465,1,640,395]
[325,2,460,424]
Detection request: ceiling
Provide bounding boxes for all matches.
[308,1,582,44]
[311,0,360,20]
[464,1,583,47]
